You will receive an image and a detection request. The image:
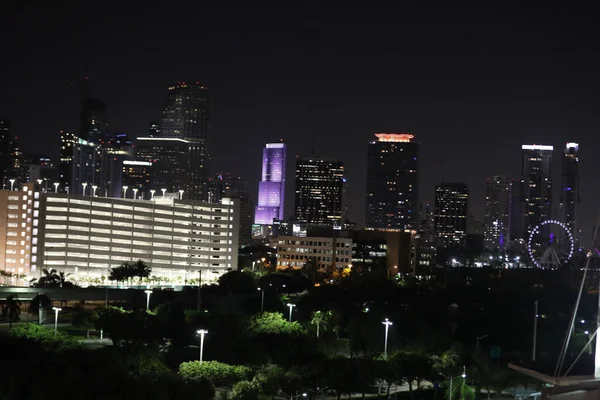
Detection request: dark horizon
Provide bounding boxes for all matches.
[2,4,599,240]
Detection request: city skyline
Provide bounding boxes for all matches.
[2,6,600,238]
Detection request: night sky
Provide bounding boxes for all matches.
[2,4,600,240]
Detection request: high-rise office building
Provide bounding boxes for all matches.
[149,122,160,137]
[79,97,108,143]
[434,183,468,247]
[122,160,152,197]
[294,157,344,227]
[561,142,581,247]
[98,132,134,198]
[159,82,210,201]
[365,133,419,231]
[59,131,75,191]
[0,120,10,187]
[254,143,286,226]
[520,145,553,239]
[136,137,189,197]
[484,176,515,250]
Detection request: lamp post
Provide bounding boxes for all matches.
[82,182,88,196]
[133,188,138,200]
[54,182,59,193]
[161,188,167,198]
[9,179,15,191]
[197,329,208,363]
[36,179,42,188]
[150,190,156,200]
[441,366,466,400]
[258,287,265,313]
[382,318,393,358]
[533,300,538,361]
[92,185,98,197]
[287,303,296,322]
[179,189,184,200]
[122,186,128,199]
[52,307,62,335]
[144,290,152,310]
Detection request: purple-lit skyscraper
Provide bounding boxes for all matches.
[254,143,286,225]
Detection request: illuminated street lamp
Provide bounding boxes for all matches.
[197,329,208,363]
[382,318,393,358]
[133,188,138,200]
[82,182,88,196]
[179,189,184,200]
[9,179,15,191]
[287,303,296,322]
[257,287,265,313]
[92,185,98,197]
[150,190,156,200]
[52,307,62,335]
[161,188,167,198]
[36,179,42,187]
[54,182,59,193]
[122,186,128,199]
[144,290,152,310]
[440,366,466,400]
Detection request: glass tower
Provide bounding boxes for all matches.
[254,143,286,225]
[520,145,553,239]
[434,183,469,247]
[561,142,580,247]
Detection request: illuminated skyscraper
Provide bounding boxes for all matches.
[79,97,108,143]
[159,82,210,201]
[365,133,419,231]
[136,137,189,197]
[0,120,10,187]
[294,156,344,227]
[561,142,580,247]
[520,144,553,239]
[484,176,515,250]
[434,183,468,247]
[254,143,286,225]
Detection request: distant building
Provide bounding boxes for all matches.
[294,156,344,227]
[520,144,553,239]
[149,122,160,137]
[79,97,108,143]
[274,236,353,272]
[484,176,515,250]
[254,143,286,226]
[561,142,581,248]
[434,183,468,247]
[0,120,11,187]
[23,154,58,185]
[136,137,189,198]
[366,133,419,231]
[159,82,211,201]
[121,160,152,198]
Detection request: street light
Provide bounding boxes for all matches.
[92,185,98,197]
[53,182,59,193]
[150,190,156,200]
[197,329,208,363]
[258,287,265,313]
[440,366,466,400]
[52,307,62,335]
[179,189,184,200]
[287,303,296,322]
[382,318,393,358]
[144,290,152,310]
[133,188,138,200]
[82,182,88,196]
[122,186,129,199]
[36,179,42,187]
[161,188,167,198]
[9,179,15,191]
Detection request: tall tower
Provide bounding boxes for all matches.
[434,183,468,247]
[521,145,553,239]
[254,143,286,225]
[294,156,344,227]
[561,142,580,247]
[79,97,108,143]
[365,133,419,231]
[484,176,515,250]
[159,82,211,201]
[0,120,11,187]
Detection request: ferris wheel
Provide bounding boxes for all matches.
[527,220,574,268]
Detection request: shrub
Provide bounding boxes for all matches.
[246,312,306,336]
[231,380,259,400]
[179,360,252,387]
[10,323,80,352]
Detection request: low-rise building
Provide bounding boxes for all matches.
[274,236,352,271]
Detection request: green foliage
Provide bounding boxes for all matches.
[252,365,283,396]
[246,312,306,336]
[231,380,259,400]
[30,268,75,288]
[178,360,252,387]
[447,382,475,400]
[10,323,80,351]
[71,305,99,334]
[119,346,172,377]
[1,295,21,326]
[109,260,152,284]
[218,270,256,294]
[95,306,164,346]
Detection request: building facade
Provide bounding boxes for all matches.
[0,183,240,285]
[0,120,10,188]
[121,161,152,198]
[136,137,189,198]
[274,236,352,272]
[79,97,108,143]
[366,133,419,231]
[561,142,581,248]
[434,183,468,247]
[484,176,514,250]
[254,143,286,226]
[520,144,553,239]
[294,157,344,227]
[159,82,211,201]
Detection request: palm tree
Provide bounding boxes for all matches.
[108,266,128,285]
[131,260,151,283]
[311,310,332,338]
[2,295,21,328]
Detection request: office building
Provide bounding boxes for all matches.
[294,157,344,227]
[149,122,160,137]
[121,160,152,198]
[136,137,189,198]
[23,155,58,185]
[71,137,103,195]
[79,97,108,143]
[274,236,353,272]
[7,135,25,187]
[366,133,419,231]
[98,132,134,198]
[0,183,239,284]
[254,143,286,226]
[484,176,514,250]
[159,82,211,201]
[434,183,468,247]
[561,142,581,247]
[0,120,10,187]
[520,144,553,239]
